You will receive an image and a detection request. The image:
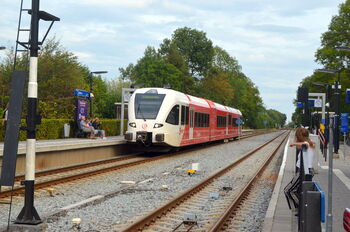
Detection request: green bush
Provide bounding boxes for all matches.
[0,119,128,141]
[99,119,127,136]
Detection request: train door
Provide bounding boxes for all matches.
[180,105,189,140]
[189,108,194,139]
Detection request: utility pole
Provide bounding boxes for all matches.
[326,118,334,232]
[15,0,59,224]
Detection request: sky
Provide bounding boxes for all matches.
[0,0,345,122]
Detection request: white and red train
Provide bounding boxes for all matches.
[125,88,242,149]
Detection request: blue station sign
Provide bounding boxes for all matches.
[296,102,304,108]
[341,113,349,133]
[236,119,243,125]
[74,89,90,98]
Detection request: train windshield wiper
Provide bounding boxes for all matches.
[137,104,146,121]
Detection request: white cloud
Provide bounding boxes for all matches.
[74,51,92,59]
[138,15,181,24]
[0,0,345,121]
[77,0,156,8]
[247,53,266,62]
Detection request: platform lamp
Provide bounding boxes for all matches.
[89,71,107,118]
[0,46,6,50]
[315,68,341,154]
[335,46,350,51]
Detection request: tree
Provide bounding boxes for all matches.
[315,0,350,69]
[267,109,287,127]
[0,38,89,119]
[117,27,286,129]
[160,27,214,77]
[292,1,350,124]
[197,68,234,105]
[123,46,184,91]
[212,46,241,74]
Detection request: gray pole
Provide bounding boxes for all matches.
[89,72,93,118]
[120,88,125,136]
[326,118,334,232]
[334,72,340,153]
[344,133,346,160]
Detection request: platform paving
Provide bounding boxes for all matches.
[263,132,350,232]
[0,136,126,156]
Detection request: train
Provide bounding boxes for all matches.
[124,88,242,150]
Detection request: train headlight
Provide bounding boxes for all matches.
[154,123,163,128]
[129,122,136,128]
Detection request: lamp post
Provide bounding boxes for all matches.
[89,71,107,118]
[15,0,59,225]
[315,69,341,154]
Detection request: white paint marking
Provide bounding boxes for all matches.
[263,136,290,232]
[333,169,350,191]
[25,139,36,180]
[60,195,104,211]
[139,178,154,184]
[28,57,38,98]
[319,165,350,191]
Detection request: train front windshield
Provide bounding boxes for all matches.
[134,93,165,119]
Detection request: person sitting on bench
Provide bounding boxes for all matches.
[80,116,97,139]
[91,117,106,139]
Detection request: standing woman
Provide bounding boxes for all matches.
[3,103,8,129]
[289,128,315,176]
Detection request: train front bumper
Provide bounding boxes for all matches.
[125,131,165,144]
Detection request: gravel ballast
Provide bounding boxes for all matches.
[0,131,283,231]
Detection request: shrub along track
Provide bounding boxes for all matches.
[121,131,289,232]
[0,130,274,199]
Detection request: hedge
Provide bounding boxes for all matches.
[0,119,128,142]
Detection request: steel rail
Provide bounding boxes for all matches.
[0,130,272,199]
[122,131,287,232]
[208,131,290,231]
[12,129,257,182]
[13,154,140,182]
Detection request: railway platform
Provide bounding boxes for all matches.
[0,136,126,155]
[263,132,350,232]
[0,136,127,174]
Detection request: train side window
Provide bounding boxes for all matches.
[194,112,210,128]
[204,114,209,127]
[233,118,238,127]
[166,105,180,125]
[217,115,227,128]
[181,105,185,125]
[185,107,189,125]
[229,115,232,125]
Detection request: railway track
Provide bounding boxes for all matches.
[0,130,272,199]
[121,131,289,232]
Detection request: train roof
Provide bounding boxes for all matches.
[133,88,242,116]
